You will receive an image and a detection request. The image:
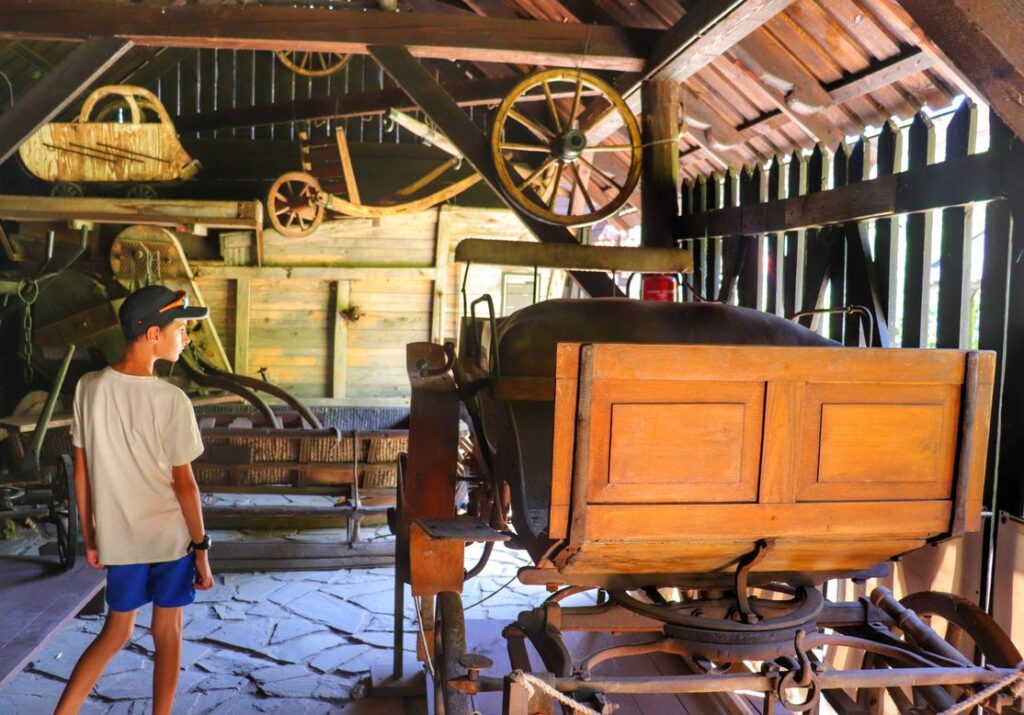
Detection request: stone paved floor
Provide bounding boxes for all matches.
[0,514,548,715]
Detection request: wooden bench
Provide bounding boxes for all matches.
[525,343,994,588]
[0,557,105,689]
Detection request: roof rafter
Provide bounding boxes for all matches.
[0,0,658,72]
[895,0,1024,141]
[0,36,133,166]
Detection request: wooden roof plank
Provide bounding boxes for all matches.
[896,0,1024,142]
[0,0,657,71]
[0,36,132,166]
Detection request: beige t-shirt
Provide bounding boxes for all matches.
[70,367,205,565]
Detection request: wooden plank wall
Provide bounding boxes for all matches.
[682,103,1024,610]
[149,49,493,144]
[191,206,539,404]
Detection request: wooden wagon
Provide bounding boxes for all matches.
[390,241,1022,714]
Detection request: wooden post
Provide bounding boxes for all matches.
[874,120,903,329]
[640,80,680,249]
[431,206,453,344]
[331,280,350,400]
[901,112,936,348]
[937,101,977,349]
[233,276,250,376]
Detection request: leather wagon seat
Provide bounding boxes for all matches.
[491,298,838,553]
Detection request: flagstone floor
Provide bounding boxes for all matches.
[0,519,544,715]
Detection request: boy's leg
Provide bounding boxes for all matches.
[55,608,137,715]
[151,605,183,715]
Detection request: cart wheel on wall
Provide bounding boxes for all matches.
[490,68,642,227]
[53,454,78,571]
[126,184,159,200]
[51,182,84,198]
[276,50,352,77]
[267,171,325,238]
[433,591,470,715]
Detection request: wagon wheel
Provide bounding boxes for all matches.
[433,591,471,715]
[51,182,84,198]
[490,68,642,227]
[53,454,78,571]
[267,171,325,238]
[126,184,159,200]
[276,50,352,77]
[847,592,1022,714]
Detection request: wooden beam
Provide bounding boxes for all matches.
[368,45,619,298]
[641,80,680,248]
[331,280,350,400]
[0,36,132,166]
[233,276,250,377]
[0,1,656,72]
[0,195,262,232]
[583,0,795,141]
[177,77,517,135]
[826,46,933,105]
[676,147,1022,238]
[889,0,1024,140]
[191,264,437,282]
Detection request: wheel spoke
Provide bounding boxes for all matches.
[541,80,563,134]
[319,53,329,70]
[571,163,598,213]
[568,69,585,128]
[273,191,288,204]
[500,142,552,153]
[516,157,556,192]
[300,52,311,69]
[579,155,623,191]
[508,110,555,142]
[581,144,634,152]
[548,161,565,211]
[275,206,291,216]
[286,212,298,227]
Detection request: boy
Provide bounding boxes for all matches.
[56,285,215,715]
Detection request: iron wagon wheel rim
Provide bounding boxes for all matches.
[267,171,325,238]
[54,454,78,570]
[899,591,1022,667]
[276,50,352,77]
[434,591,471,715]
[490,68,642,227]
[609,586,824,632]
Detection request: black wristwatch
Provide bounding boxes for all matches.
[188,534,212,552]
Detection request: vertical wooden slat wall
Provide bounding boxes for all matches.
[682,105,1024,607]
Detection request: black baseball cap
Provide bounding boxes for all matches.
[119,285,209,340]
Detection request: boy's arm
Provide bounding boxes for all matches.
[171,463,214,589]
[73,446,100,568]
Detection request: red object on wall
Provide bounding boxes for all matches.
[641,274,677,302]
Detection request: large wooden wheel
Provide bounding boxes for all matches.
[433,591,470,715]
[53,454,78,571]
[490,68,642,227]
[276,50,352,77]
[844,592,1022,714]
[267,171,325,238]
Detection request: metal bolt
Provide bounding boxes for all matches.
[458,653,493,682]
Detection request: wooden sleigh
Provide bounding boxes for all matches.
[19,86,200,194]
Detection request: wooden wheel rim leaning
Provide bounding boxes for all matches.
[490,68,642,227]
[268,171,325,238]
[276,50,353,77]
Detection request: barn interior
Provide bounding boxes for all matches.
[1,0,1024,713]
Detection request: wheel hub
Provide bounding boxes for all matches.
[556,129,587,161]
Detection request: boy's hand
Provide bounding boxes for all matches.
[194,551,214,590]
[86,546,102,569]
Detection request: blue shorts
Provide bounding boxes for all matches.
[106,553,196,611]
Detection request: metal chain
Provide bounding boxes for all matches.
[17,278,38,385]
[938,663,1024,715]
[22,301,33,385]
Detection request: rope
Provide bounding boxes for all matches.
[463,574,518,611]
[938,662,1024,715]
[412,595,435,679]
[509,669,602,715]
